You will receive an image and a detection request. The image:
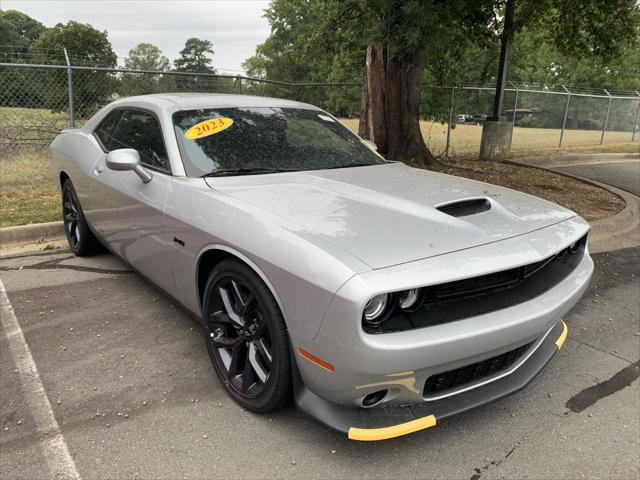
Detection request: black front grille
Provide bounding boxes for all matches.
[423,341,533,396]
[365,233,588,334]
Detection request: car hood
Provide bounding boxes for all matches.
[205,162,575,269]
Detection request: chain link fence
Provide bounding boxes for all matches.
[0,61,361,154]
[1,60,638,157]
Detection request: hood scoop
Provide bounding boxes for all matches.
[436,198,491,217]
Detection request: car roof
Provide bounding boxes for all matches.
[116,93,322,111]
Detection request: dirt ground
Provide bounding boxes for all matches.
[439,160,625,222]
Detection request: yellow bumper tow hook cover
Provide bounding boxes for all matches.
[555,320,568,350]
[348,414,437,441]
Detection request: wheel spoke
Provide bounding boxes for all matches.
[209,311,235,325]
[209,334,243,350]
[254,338,272,364]
[248,342,269,383]
[240,352,255,393]
[241,295,256,318]
[227,342,243,378]
[230,280,247,307]
[218,286,244,326]
[64,199,77,214]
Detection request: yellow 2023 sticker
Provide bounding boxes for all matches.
[185,117,233,140]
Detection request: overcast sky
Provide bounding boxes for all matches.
[2,0,272,73]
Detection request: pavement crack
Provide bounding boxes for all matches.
[469,444,518,480]
[0,255,132,275]
[569,337,634,364]
[565,360,639,413]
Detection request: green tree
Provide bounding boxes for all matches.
[30,21,118,117]
[0,9,45,50]
[124,42,170,71]
[121,42,171,95]
[246,0,639,166]
[174,37,215,73]
[0,10,47,108]
[242,0,365,111]
[174,37,216,91]
[31,20,116,67]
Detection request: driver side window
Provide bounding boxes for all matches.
[95,109,170,173]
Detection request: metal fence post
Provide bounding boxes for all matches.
[600,89,612,145]
[445,86,454,157]
[63,48,74,127]
[235,76,242,94]
[633,92,640,142]
[559,86,571,148]
[509,84,518,148]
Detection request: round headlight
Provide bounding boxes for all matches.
[363,293,389,325]
[398,289,421,311]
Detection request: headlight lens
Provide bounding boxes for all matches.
[363,293,389,325]
[398,289,421,311]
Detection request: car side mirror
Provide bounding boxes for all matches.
[105,148,152,183]
[363,139,378,151]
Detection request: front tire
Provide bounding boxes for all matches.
[61,179,100,256]
[202,259,292,413]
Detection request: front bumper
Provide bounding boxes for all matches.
[293,319,568,441]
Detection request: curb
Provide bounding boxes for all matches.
[515,152,639,168]
[587,183,639,247]
[0,221,64,246]
[509,159,639,250]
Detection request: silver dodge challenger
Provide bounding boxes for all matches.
[49,93,593,441]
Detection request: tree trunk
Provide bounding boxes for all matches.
[358,43,439,169]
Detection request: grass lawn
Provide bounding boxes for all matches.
[340,118,640,157]
[0,149,61,227]
[0,106,68,123]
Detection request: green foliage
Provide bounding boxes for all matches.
[174,38,215,73]
[244,0,639,118]
[120,43,171,95]
[0,9,45,49]
[174,37,216,91]
[242,0,366,114]
[25,21,118,116]
[124,43,170,71]
[0,10,49,109]
[31,20,116,67]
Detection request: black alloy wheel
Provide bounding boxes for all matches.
[61,179,100,256]
[63,187,81,249]
[202,260,291,412]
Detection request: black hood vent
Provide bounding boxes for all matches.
[436,198,491,217]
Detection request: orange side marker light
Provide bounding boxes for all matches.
[298,348,335,372]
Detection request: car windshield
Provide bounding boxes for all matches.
[172,107,387,177]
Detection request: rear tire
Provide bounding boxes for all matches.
[202,259,292,413]
[61,179,100,256]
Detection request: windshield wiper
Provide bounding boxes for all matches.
[201,168,297,177]
[323,163,381,170]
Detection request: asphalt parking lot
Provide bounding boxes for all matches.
[552,160,640,196]
[1,240,638,479]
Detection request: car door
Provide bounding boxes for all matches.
[87,108,174,295]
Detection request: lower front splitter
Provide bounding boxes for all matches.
[293,319,568,441]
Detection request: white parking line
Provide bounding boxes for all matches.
[0,280,81,480]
